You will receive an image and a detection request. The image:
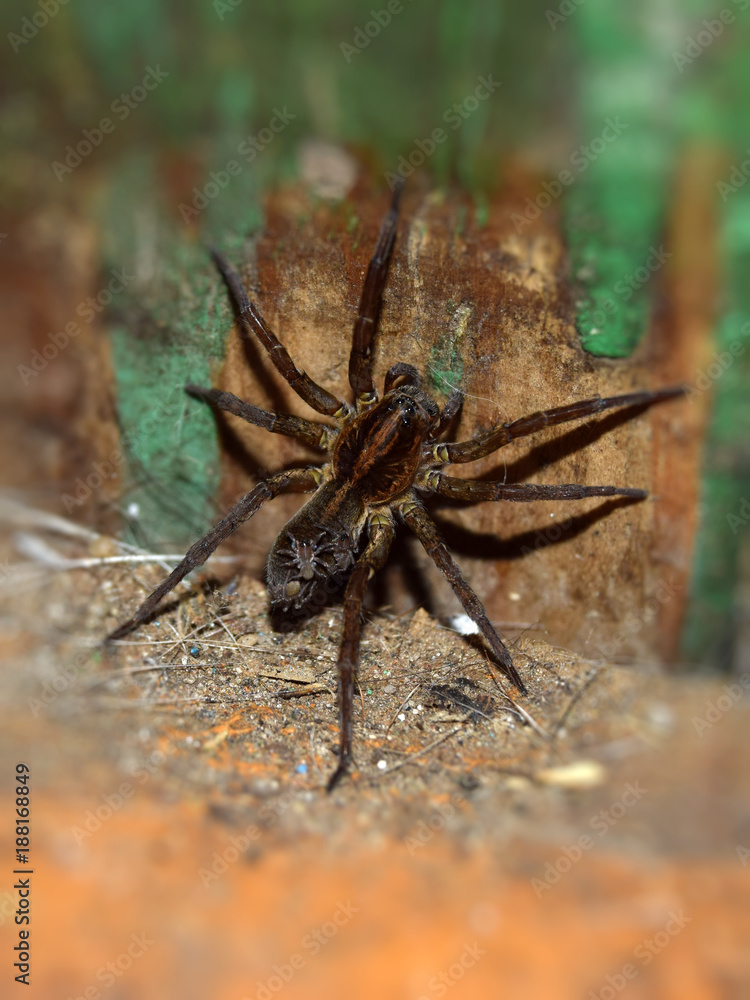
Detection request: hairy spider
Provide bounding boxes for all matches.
[108,181,683,790]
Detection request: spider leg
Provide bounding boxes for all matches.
[348,178,405,408]
[418,473,648,503]
[106,468,320,641]
[426,386,685,464]
[433,389,463,439]
[383,362,420,393]
[327,512,396,792]
[186,385,336,451]
[398,494,527,694]
[210,248,348,419]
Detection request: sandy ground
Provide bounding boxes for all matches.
[0,507,748,999]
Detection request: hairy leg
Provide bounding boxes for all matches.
[210,249,347,418]
[348,179,404,408]
[327,512,396,792]
[383,362,420,394]
[433,389,463,439]
[419,474,648,503]
[186,385,336,451]
[106,468,320,641]
[398,495,527,694]
[426,387,685,464]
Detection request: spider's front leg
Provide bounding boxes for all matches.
[327,510,396,792]
[422,475,648,504]
[185,384,337,451]
[106,467,320,642]
[425,386,685,464]
[348,178,404,409]
[210,249,348,419]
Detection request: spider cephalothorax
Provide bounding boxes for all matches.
[108,180,683,790]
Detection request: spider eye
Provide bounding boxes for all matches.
[285,580,301,597]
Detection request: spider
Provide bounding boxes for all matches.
[108,180,683,790]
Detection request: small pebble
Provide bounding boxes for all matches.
[536,760,606,789]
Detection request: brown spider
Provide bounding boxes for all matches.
[107,181,683,790]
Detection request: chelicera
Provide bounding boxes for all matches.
[108,180,683,790]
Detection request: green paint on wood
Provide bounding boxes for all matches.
[672,6,750,665]
[564,2,675,358]
[681,188,750,667]
[427,301,470,395]
[98,151,263,547]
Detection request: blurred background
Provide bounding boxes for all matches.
[1,1,749,998]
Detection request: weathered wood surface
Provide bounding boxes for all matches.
[0,164,712,666]
[213,173,711,665]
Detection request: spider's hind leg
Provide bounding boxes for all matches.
[398,494,527,694]
[106,468,320,642]
[327,512,396,792]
